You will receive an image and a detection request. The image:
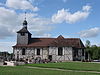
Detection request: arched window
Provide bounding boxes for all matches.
[22,48,25,55]
[58,47,63,56]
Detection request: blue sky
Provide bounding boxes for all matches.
[0,0,100,53]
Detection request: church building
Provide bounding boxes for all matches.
[13,19,85,62]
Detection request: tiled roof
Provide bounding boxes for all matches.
[13,35,85,48]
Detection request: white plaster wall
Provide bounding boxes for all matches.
[49,47,57,55]
[25,48,35,59]
[64,47,73,61]
[48,47,73,61]
[42,48,48,59]
[14,46,73,61]
[14,48,35,60]
[13,48,21,60]
[34,48,43,59]
[49,47,57,61]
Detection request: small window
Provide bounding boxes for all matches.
[82,49,84,56]
[21,33,25,36]
[58,47,63,56]
[37,49,40,55]
[22,48,25,55]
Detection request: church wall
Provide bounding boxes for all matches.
[64,47,73,61]
[72,48,85,61]
[13,48,35,60]
[17,33,28,45]
[13,47,85,62]
[13,48,21,60]
[13,47,49,60]
[42,48,48,59]
[34,48,43,59]
[78,49,85,60]
[34,48,48,59]
[48,47,73,61]
[49,47,57,61]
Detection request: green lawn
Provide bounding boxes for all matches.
[0,66,99,75]
[24,62,100,72]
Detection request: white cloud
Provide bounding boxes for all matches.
[0,27,14,39]
[52,5,91,24]
[18,13,54,36]
[43,34,51,37]
[6,0,39,11]
[0,7,18,38]
[0,7,18,25]
[0,7,53,39]
[78,27,100,38]
[33,33,51,38]
[0,42,15,53]
[82,5,91,11]
[0,4,92,39]
[52,9,67,23]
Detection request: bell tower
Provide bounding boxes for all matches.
[16,12,31,45]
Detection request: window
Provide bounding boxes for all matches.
[82,49,84,56]
[22,48,25,55]
[20,33,25,36]
[37,49,40,55]
[58,47,63,56]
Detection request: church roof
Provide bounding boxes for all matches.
[13,35,85,48]
[17,27,31,34]
[17,27,28,33]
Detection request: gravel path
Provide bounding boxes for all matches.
[26,66,100,74]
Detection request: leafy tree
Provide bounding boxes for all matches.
[85,40,100,60]
[91,45,100,60]
[85,40,91,60]
[85,40,91,47]
[91,45,98,59]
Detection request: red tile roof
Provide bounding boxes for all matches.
[13,35,85,48]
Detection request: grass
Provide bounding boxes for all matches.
[23,62,100,72]
[0,66,99,75]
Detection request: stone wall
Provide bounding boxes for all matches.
[13,47,48,60]
[49,47,73,61]
[17,33,28,45]
[13,47,84,62]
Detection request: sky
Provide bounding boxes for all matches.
[0,0,100,53]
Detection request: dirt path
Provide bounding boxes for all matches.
[26,66,100,74]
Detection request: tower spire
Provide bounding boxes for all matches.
[25,12,26,20]
[23,12,28,29]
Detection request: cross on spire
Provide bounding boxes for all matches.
[23,12,28,29]
[25,12,26,20]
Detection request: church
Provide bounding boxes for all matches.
[13,19,85,62]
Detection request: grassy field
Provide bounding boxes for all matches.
[0,66,99,75]
[0,62,100,75]
[24,62,100,72]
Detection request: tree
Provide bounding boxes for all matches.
[91,45,100,60]
[85,40,91,47]
[85,40,100,61]
[85,40,91,60]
